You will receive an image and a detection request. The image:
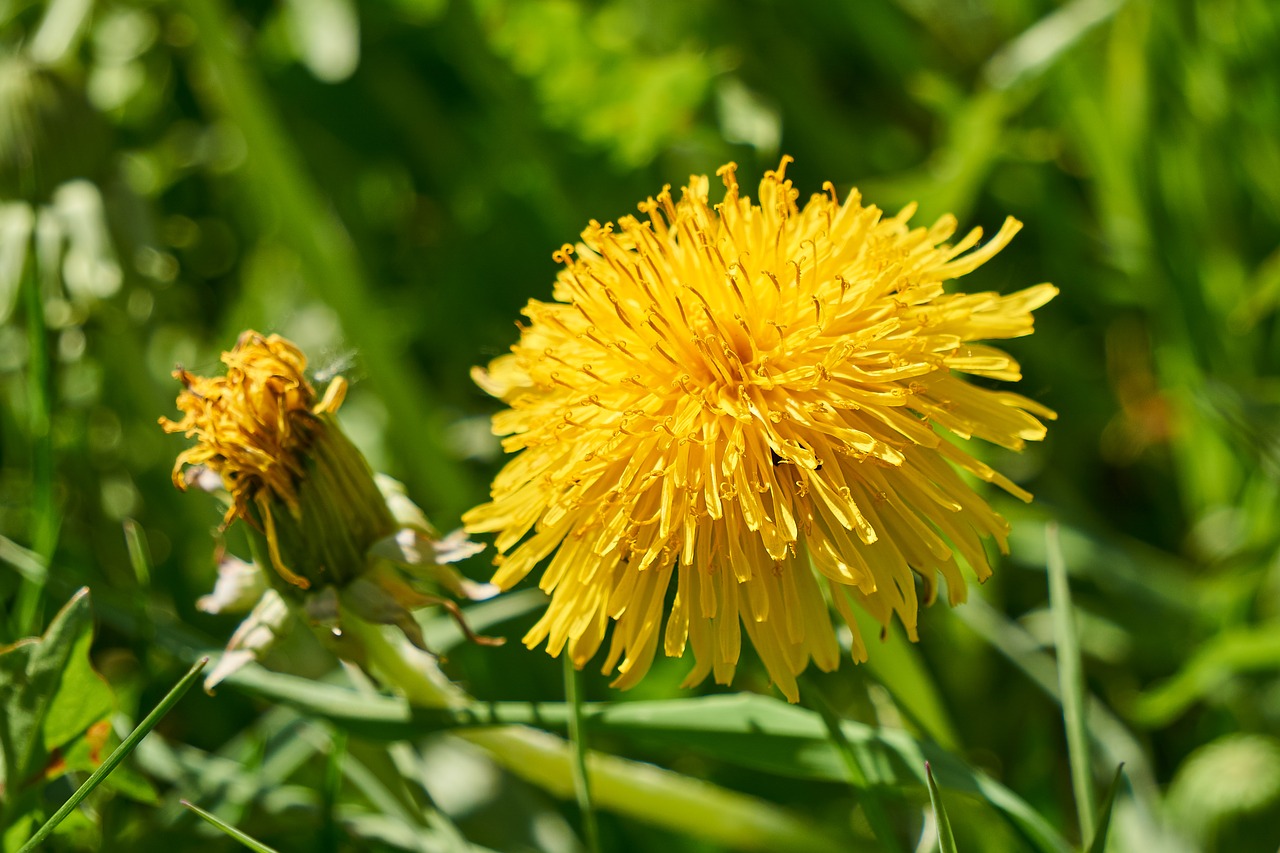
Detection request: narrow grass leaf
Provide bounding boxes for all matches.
[851,606,961,750]
[18,657,207,853]
[225,666,1070,853]
[984,0,1124,90]
[1046,521,1096,843]
[1130,626,1280,725]
[952,594,1164,829]
[182,800,281,853]
[321,729,346,853]
[1086,764,1126,853]
[804,678,904,853]
[180,0,470,514]
[926,762,959,853]
[122,519,151,589]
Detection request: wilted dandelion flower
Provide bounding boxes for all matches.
[162,331,495,689]
[465,158,1056,702]
[161,331,360,590]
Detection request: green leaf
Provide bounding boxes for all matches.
[225,667,1071,853]
[1046,522,1096,842]
[0,588,114,796]
[1086,764,1126,853]
[17,657,207,853]
[850,606,961,751]
[182,800,281,853]
[1130,626,1280,726]
[41,611,114,755]
[926,762,958,853]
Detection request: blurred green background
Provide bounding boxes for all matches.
[3,0,1280,850]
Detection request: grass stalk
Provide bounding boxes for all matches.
[179,0,471,516]
[1046,522,1096,842]
[18,657,208,852]
[182,800,281,853]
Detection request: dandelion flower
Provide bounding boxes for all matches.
[162,331,495,689]
[465,158,1056,702]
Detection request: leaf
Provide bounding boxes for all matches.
[17,657,207,853]
[0,588,114,796]
[1086,764,1126,853]
[1046,522,1096,842]
[182,800,281,853]
[1130,626,1280,726]
[850,605,961,750]
[983,0,1125,91]
[926,762,958,853]
[41,610,115,754]
[225,667,1071,853]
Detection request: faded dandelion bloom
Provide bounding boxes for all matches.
[162,331,495,689]
[161,331,362,590]
[464,158,1056,702]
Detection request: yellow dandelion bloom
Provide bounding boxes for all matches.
[464,158,1056,702]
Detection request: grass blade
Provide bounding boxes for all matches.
[14,227,54,636]
[1086,764,1126,853]
[925,762,958,853]
[182,800,281,853]
[18,657,208,853]
[225,666,1071,852]
[1046,522,1096,842]
[564,655,602,853]
[803,679,905,853]
[321,729,347,853]
[122,519,152,589]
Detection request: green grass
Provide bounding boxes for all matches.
[3,0,1280,850]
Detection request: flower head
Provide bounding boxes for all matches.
[160,330,366,590]
[465,158,1056,702]
[162,331,496,690]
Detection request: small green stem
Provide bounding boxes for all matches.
[564,655,602,853]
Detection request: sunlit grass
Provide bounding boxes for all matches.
[3,0,1280,850]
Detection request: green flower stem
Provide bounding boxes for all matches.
[563,655,602,853]
[342,616,844,853]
